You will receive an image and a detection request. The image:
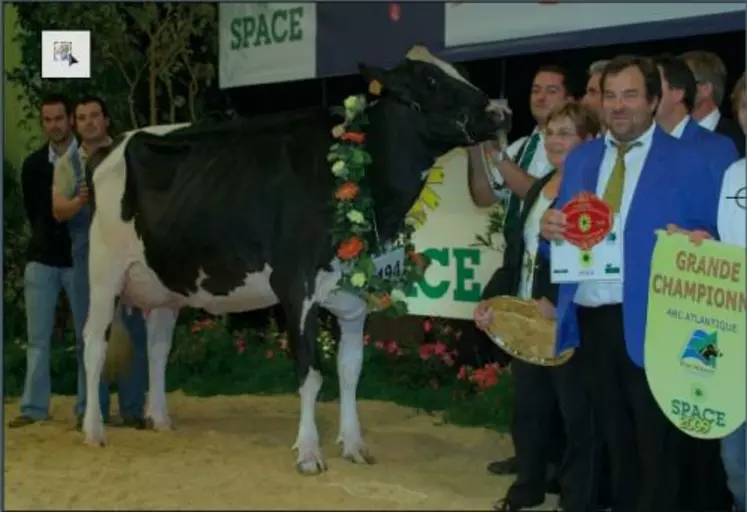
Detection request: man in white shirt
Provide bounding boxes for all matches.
[681,50,745,157]
[468,65,572,237]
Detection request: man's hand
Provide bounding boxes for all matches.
[536,297,557,320]
[541,209,566,241]
[76,185,89,205]
[473,300,494,331]
[666,223,713,246]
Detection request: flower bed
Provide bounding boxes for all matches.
[4,313,513,431]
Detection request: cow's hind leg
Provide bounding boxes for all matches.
[82,266,124,447]
[273,274,326,475]
[324,293,373,464]
[144,307,178,431]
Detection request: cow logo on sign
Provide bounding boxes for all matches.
[679,329,722,375]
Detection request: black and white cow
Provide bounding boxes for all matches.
[82,46,511,474]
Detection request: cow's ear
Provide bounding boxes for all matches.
[358,63,385,96]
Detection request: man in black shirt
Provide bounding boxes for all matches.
[9,94,78,427]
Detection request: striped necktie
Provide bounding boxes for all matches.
[603,141,641,213]
[503,132,540,239]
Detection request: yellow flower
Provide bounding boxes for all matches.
[391,288,407,302]
[350,272,367,287]
[344,95,359,112]
[331,160,348,177]
[346,209,365,224]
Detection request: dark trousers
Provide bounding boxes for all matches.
[577,304,680,512]
[507,352,596,512]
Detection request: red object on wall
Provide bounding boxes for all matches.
[389,3,401,22]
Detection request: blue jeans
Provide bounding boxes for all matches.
[20,262,76,419]
[69,246,148,420]
[722,422,746,512]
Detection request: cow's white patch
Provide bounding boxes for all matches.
[405,44,478,91]
[294,367,325,473]
[187,266,279,315]
[144,307,178,430]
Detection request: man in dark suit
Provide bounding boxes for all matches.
[681,50,745,157]
[9,94,77,427]
[654,53,738,512]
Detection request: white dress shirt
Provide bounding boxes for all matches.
[698,108,721,132]
[485,127,554,201]
[718,158,746,247]
[669,115,691,139]
[573,121,657,307]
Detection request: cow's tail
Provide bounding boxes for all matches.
[104,300,135,382]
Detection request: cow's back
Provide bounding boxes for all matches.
[114,109,335,297]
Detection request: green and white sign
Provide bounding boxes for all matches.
[406,149,505,320]
[645,231,746,439]
[219,3,316,88]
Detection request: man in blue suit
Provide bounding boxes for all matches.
[655,54,738,170]
[654,53,739,512]
[540,55,723,511]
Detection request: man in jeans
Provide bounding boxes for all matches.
[9,95,78,427]
[52,95,149,429]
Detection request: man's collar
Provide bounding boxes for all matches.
[604,120,656,149]
[698,108,721,131]
[670,114,691,139]
[48,136,77,164]
[80,136,113,158]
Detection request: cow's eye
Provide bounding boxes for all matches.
[426,75,438,88]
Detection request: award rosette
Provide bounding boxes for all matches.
[561,192,614,250]
[481,296,574,367]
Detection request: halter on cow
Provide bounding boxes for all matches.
[81,45,511,474]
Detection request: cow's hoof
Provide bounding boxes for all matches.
[337,434,375,465]
[145,416,173,431]
[342,444,375,465]
[83,424,107,447]
[296,457,327,475]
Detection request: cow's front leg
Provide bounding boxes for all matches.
[276,278,326,475]
[336,311,374,464]
[144,307,178,431]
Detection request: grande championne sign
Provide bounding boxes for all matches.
[645,231,746,439]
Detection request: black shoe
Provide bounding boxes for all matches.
[487,456,518,475]
[8,415,39,428]
[493,497,521,512]
[546,476,561,495]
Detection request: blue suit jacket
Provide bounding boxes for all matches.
[543,125,723,368]
[680,117,739,174]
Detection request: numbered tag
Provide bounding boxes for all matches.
[373,247,405,280]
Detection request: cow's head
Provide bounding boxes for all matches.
[359,45,511,151]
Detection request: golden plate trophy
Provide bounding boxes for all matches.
[481,296,574,367]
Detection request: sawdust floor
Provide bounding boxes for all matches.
[5,392,559,510]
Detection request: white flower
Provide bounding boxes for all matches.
[391,288,407,303]
[350,272,367,287]
[405,215,419,227]
[331,160,348,177]
[346,209,365,224]
[344,95,359,112]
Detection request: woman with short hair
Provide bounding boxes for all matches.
[474,101,601,512]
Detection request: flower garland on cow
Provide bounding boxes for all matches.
[328,94,430,317]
